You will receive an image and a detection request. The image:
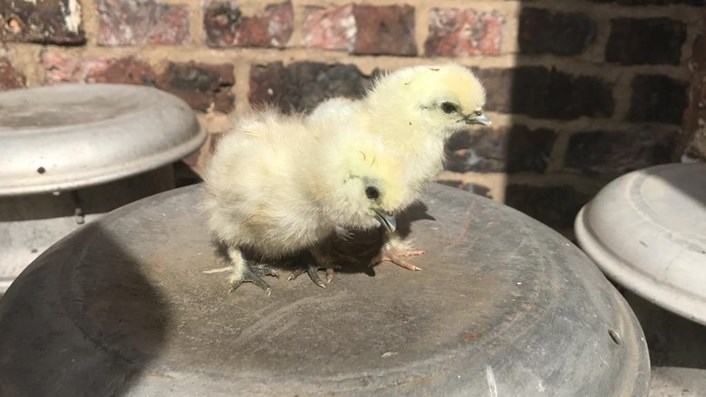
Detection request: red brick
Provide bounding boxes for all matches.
[426,8,504,56]
[351,4,417,56]
[0,58,27,90]
[628,75,688,124]
[565,129,677,175]
[42,53,234,113]
[157,62,235,112]
[249,61,369,113]
[265,2,294,47]
[692,33,706,70]
[606,18,686,65]
[42,52,158,85]
[203,2,242,47]
[519,8,596,56]
[99,58,160,85]
[683,34,706,161]
[42,52,112,84]
[302,5,356,51]
[0,0,85,44]
[445,125,556,173]
[204,1,293,48]
[302,4,416,55]
[96,0,190,46]
[475,67,614,120]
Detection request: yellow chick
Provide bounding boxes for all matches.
[204,108,413,293]
[308,64,490,271]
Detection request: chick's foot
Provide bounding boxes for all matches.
[288,262,341,288]
[372,242,425,271]
[229,262,279,295]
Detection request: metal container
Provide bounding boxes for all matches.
[0,84,206,292]
[575,163,706,396]
[0,184,649,396]
[575,163,706,325]
[0,169,175,292]
[0,84,204,195]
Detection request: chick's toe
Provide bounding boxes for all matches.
[372,241,425,271]
[229,261,279,295]
[287,248,347,288]
[288,263,327,288]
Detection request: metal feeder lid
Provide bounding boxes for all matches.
[575,163,706,325]
[0,184,649,396]
[0,84,206,196]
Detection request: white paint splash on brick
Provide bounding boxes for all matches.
[60,0,82,33]
[301,4,356,52]
[341,12,357,53]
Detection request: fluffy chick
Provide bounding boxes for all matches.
[308,64,490,270]
[310,63,489,195]
[204,109,413,293]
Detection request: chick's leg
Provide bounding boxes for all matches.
[227,247,279,295]
[371,234,424,271]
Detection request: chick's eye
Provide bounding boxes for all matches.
[365,186,380,200]
[474,110,483,116]
[440,102,459,114]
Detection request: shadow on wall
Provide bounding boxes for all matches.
[500,4,691,238]
[0,223,172,396]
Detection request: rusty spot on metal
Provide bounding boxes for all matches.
[7,17,22,33]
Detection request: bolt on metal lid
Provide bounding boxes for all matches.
[0,184,649,396]
[575,163,706,325]
[0,84,206,196]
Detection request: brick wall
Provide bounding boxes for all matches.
[681,10,706,162]
[1,0,702,236]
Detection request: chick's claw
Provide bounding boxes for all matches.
[287,263,325,289]
[229,262,279,295]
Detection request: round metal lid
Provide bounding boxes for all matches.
[0,84,205,196]
[0,184,649,396]
[575,163,706,325]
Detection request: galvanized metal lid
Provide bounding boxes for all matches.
[0,184,649,396]
[0,84,205,196]
[575,163,706,325]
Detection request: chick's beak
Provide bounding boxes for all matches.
[373,209,397,233]
[465,112,492,126]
